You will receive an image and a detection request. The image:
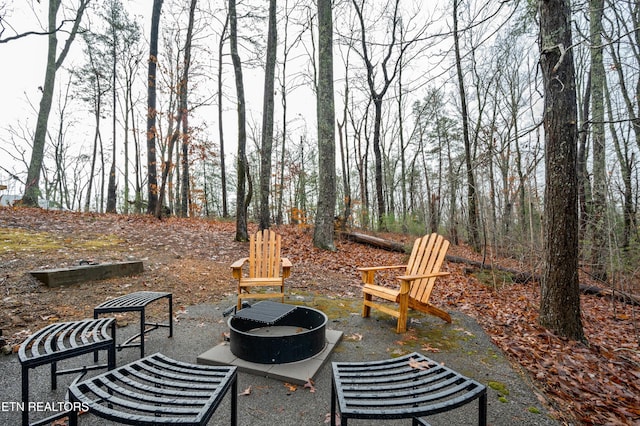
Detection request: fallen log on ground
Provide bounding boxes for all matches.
[445,255,537,283]
[340,231,407,252]
[445,255,640,306]
[342,232,640,306]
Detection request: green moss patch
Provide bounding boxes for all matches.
[0,227,124,254]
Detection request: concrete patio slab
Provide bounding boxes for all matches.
[197,329,342,384]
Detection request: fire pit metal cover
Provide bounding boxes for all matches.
[228,301,327,364]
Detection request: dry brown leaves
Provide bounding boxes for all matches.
[1,208,639,424]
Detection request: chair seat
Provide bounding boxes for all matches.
[362,283,401,301]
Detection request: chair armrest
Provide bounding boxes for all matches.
[356,265,407,272]
[358,265,407,284]
[282,257,292,278]
[396,271,450,282]
[230,258,249,279]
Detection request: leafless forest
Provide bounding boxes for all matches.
[1,0,639,353]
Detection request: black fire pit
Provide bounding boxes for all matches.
[228,301,328,364]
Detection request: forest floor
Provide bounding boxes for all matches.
[0,207,639,424]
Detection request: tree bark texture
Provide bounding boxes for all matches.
[538,0,585,341]
[259,0,277,230]
[106,1,119,213]
[24,0,89,207]
[230,0,249,241]
[589,0,607,281]
[146,0,163,215]
[313,0,337,250]
[218,14,229,218]
[180,0,197,218]
[453,0,480,251]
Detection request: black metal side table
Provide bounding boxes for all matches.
[94,291,172,357]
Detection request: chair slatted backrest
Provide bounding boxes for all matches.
[406,233,449,302]
[248,229,282,279]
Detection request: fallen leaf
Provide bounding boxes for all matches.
[304,378,316,393]
[421,344,441,353]
[408,359,434,370]
[238,386,252,396]
[345,333,362,341]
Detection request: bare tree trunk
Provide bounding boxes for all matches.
[106,2,119,213]
[605,73,634,249]
[589,0,607,281]
[146,0,163,215]
[218,12,229,218]
[23,0,89,207]
[85,94,102,212]
[538,0,585,342]
[352,0,411,230]
[230,0,249,241]
[314,0,336,250]
[577,71,591,238]
[259,0,277,230]
[453,0,480,251]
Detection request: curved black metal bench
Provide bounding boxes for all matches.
[18,318,116,426]
[68,353,238,426]
[330,352,487,426]
[94,291,173,357]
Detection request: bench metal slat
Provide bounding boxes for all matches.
[338,369,455,387]
[118,364,230,389]
[81,380,210,412]
[95,292,170,311]
[105,373,222,399]
[140,364,233,383]
[19,319,114,365]
[143,354,235,378]
[342,379,478,408]
[344,383,486,417]
[332,352,487,423]
[69,353,238,426]
[340,375,464,399]
[108,369,224,396]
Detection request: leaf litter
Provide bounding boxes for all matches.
[0,208,639,424]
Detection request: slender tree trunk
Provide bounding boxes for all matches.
[589,0,607,281]
[577,71,591,237]
[453,0,480,251]
[123,74,130,214]
[181,0,197,218]
[23,0,89,206]
[84,52,104,213]
[218,13,229,218]
[605,74,634,249]
[538,0,585,341]
[146,0,163,215]
[106,20,118,213]
[230,0,249,241]
[314,0,336,250]
[259,0,277,230]
[180,112,190,217]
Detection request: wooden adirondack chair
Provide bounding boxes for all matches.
[358,233,451,333]
[231,229,292,310]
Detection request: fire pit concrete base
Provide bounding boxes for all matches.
[197,329,342,385]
